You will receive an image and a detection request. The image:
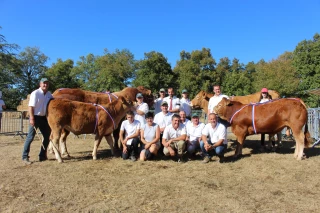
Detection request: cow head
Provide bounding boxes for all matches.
[190,91,208,109]
[214,97,231,121]
[136,86,152,96]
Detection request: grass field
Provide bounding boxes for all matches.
[1,133,320,213]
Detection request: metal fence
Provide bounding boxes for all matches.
[0,111,29,138]
[308,108,320,147]
[0,109,319,146]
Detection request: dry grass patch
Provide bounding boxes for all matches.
[0,134,320,213]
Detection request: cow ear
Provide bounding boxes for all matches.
[202,92,206,98]
[226,98,231,106]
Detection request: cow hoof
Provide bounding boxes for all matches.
[58,160,63,163]
[62,154,71,158]
[93,156,97,160]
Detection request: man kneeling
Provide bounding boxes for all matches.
[200,113,227,163]
[162,114,186,162]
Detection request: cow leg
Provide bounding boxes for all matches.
[105,134,115,156]
[277,132,283,148]
[113,127,121,151]
[48,133,54,154]
[234,137,245,158]
[293,131,305,160]
[51,130,63,163]
[60,130,70,157]
[92,135,102,160]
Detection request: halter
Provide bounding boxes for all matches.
[104,92,118,102]
[93,103,116,133]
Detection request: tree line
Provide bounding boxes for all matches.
[1,26,320,109]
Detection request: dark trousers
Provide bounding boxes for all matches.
[22,116,51,160]
[122,137,140,159]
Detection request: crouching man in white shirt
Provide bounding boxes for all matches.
[162,114,186,162]
[119,111,141,162]
[200,113,227,164]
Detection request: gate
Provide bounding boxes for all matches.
[0,111,29,138]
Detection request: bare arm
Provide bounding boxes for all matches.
[28,106,35,126]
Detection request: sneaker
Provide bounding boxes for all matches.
[177,157,184,163]
[23,158,32,165]
[130,156,136,162]
[202,156,210,164]
[219,156,225,163]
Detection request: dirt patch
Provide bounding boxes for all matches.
[0,134,320,213]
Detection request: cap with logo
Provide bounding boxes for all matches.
[159,88,165,92]
[136,93,143,98]
[161,101,168,106]
[182,89,188,94]
[40,78,49,83]
[191,113,199,118]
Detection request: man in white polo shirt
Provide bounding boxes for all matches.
[162,114,187,162]
[200,113,227,163]
[207,85,229,115]
[119,110,141,161]
[180,89,192,119]
[186,113,205,157]
[22,78,53,165]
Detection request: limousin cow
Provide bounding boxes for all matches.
[190,90,280,114]
[214,98,310,160]
[49,86,153,157]
[47,96,134,163]
[190,90,282,148]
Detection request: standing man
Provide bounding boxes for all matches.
[133,93,149,127]
[207,85,229,115]
[119,110,141,161]
[163,87,180,114]
[200,113,227,163]
[22,78,53,165]
[154,88,166,114]
[0,91,6,132]
[186,113,205,157]
[180,89,192,120]
[162,114,187,162]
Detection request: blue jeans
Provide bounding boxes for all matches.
[22,116,51,160]
[200,140,227,157]
[122,137,140,159]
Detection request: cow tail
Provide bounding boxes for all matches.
[304,122,311,148]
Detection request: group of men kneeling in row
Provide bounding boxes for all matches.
[120,101,227,163]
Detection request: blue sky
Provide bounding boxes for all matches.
[1,0,319,67]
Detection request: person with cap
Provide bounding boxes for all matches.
[180,89,192,120]
[133,93,149,127]
[162,114,187,162]
[154,101,174,155]
[140,112,160,161]
[119,110,141,161]
[154,88,166,114]
[186,113,205,157]
[0,91,6,131]
[207,85,229,116]
[22,78,53,165]
[179,110,191,127]
[258,87,274,151]
[163,87,180,114]
[200,113,227,163]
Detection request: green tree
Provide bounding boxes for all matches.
[132,51,174,94]
[0,27,21,109]
[46,59,80,92]
[293,33,320,107]
[94,49,136,92]
[222,58,252,96]
[72,53,99,91]
[16,47,49,96]
[253,52,299,97]
[174,48,216,98]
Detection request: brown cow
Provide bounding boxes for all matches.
[47,96,134,162]
[214,98,310,160]
[190,90,281,113]
[190,90,282,149]
[49,86,153,157]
